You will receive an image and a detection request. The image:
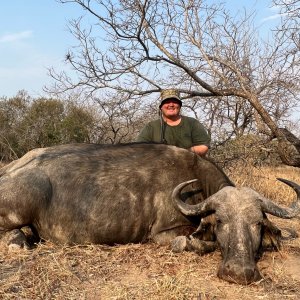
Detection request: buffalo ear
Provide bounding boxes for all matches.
[261,215,282,252]
[191,215,216,241]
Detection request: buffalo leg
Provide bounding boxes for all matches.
[171,235,217,255]
[1,226,40,250]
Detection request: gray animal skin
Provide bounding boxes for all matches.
[0,142,299,285]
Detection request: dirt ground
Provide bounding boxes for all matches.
[0,223,299,300]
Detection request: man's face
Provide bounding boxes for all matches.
[161,99,181,118]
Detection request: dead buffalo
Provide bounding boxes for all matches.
[0,142,299,285]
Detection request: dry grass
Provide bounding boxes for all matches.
[1,163,300,299]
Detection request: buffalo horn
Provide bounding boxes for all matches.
[260,178,300,218]
[172,179,217,216]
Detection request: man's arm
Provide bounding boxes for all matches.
[189,145,209,156]
[189,118,210,156]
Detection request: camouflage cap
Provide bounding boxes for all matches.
[159,89,182,108]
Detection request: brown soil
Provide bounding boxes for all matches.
[0,230,299,299]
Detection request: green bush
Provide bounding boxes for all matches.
[0,96,96,161]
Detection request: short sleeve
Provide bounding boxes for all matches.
[136,123,153,142]
[190,119,210,147]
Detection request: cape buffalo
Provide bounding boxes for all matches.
[0,143,299,285]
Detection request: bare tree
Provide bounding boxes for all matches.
[269,0,300,164]
[48,0,300,165]
[91,91,153,144]
[273,0,300,35]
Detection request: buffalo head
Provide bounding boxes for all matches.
[172,178,300,285]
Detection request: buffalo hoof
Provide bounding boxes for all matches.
[171,236,217,255]
[188,237,217,255]
[6,229,30,250]
[171,236,188,252]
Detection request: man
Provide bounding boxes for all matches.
[137,89,210,156]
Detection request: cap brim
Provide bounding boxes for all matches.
[159,98,182,108]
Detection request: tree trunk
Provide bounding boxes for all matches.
[247,94,300,167]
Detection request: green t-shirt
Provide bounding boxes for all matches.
[136,116,210,149]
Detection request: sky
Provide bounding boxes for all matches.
[0,0,281,98]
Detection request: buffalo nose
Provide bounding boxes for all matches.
[218,261,262,285]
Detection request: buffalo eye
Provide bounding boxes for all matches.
[251,221,262,230]
[215,218,223,228]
